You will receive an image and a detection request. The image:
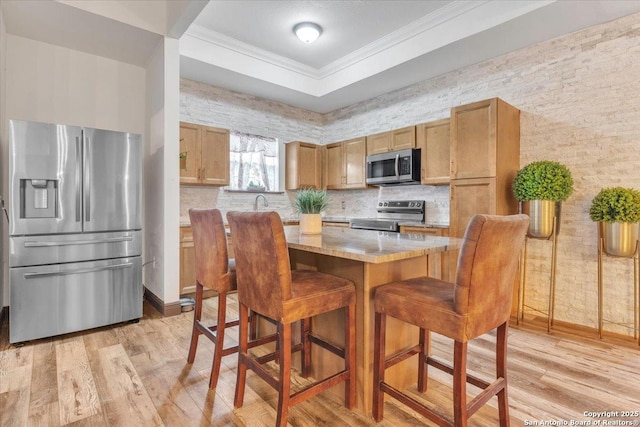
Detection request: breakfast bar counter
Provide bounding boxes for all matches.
[282,226,461,415]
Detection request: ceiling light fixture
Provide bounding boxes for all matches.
[293,22,322,44]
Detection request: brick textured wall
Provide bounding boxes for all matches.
[181,13,640,336]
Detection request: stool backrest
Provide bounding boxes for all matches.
[454,214,529,338]
[227,211,292,320]
[189,208,234,293]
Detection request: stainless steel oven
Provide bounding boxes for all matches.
[350,200,425,232]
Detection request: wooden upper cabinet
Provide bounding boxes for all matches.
[343,137,366,188]
[366,126,416,155]
[285,141,322,190]
[179,121,230,186]
[450,98,520,181]
[179,122,201,185]
[391,126,416,151]
[416,119,450,185]
[324,142,344,190]
[324,137,366,190]
[200,126,230,185]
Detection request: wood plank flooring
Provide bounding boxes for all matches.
[1,296,639,426]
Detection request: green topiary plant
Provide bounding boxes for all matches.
[512,160,574,202]
[294,188,328,214]
[589,187,640,223]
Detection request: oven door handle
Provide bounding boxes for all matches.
[394,154,400,179]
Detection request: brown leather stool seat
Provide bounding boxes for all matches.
[227,211,356,427]
[187,208,275,389]
[373,214,529,427]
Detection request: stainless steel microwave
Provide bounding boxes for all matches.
[366,148,421,186]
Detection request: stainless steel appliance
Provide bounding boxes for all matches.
[350,200,425,232]
[8,120,142,343]
[365,148,421,186]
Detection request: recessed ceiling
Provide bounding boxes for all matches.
[192,0,449,69]
[3,1,640,114]
[181,0,640,113]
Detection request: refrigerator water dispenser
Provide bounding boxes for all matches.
[21,179,58,218]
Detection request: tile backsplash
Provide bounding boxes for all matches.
[180,184,450,224]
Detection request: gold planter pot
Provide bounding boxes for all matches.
[299,214,322,235]
[600,222,639,258]
[522,200,558,238]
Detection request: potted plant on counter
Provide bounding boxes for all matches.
[590,187,640,257]
[512,160,574,238]
[294,188,328,235]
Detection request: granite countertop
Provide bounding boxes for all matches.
[284,226,460,264]
[180,215,449,229]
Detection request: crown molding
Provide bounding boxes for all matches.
[181,0,556,97]
[187,24,321,79]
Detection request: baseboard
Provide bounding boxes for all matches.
[510,314,640,348]
[144,288,182,317]
[0,306,7,331]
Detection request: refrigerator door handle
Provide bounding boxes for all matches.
[84,134,91,222]
[24,235,134,247]
[75,136,82,222]
[23,262,133,279]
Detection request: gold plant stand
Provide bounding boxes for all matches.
[597,229,640,344]
[518,216,558,333]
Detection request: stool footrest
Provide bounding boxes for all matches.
[308,333,345,358]
[467,377,505,417]
[380,381,453,427]
[384,344,422,370]
[427,356,491,390]
[290,369,351,407]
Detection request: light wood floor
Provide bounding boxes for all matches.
[1,295,639,427]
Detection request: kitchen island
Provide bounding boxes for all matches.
[282,226,461,415]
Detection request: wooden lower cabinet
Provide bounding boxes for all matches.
[180,226,233,297]
[399,226,450,282]
[179,226,196,296]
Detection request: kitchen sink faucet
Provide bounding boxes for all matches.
[253,193,269,211]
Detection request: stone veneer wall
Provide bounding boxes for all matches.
[324,13,640,336]
[181,12,640,336]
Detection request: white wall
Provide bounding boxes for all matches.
[144,37,180,306]
[6,35,145,133]
[0,6,7,310]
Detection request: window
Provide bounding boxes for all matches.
[228,131,279,191]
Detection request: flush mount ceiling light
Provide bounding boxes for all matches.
[293,22,322,44]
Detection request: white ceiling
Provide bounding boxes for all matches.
[3,0,640,114]
[181,0,640,113]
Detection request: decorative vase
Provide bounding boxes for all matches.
[600,222,639,257]
[299,214,322,235]
[180,157,186,170]
[522,200,558,238]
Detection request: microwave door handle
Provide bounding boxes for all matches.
[395,154,400,179]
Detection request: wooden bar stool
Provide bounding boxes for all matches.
[227,211,356,427]
[373,214,529,427]
[187,208,275,389]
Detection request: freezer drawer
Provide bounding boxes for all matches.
[10,230,142,267]
[10,257,142,343]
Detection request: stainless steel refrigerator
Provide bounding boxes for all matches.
[8,120,142,343]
